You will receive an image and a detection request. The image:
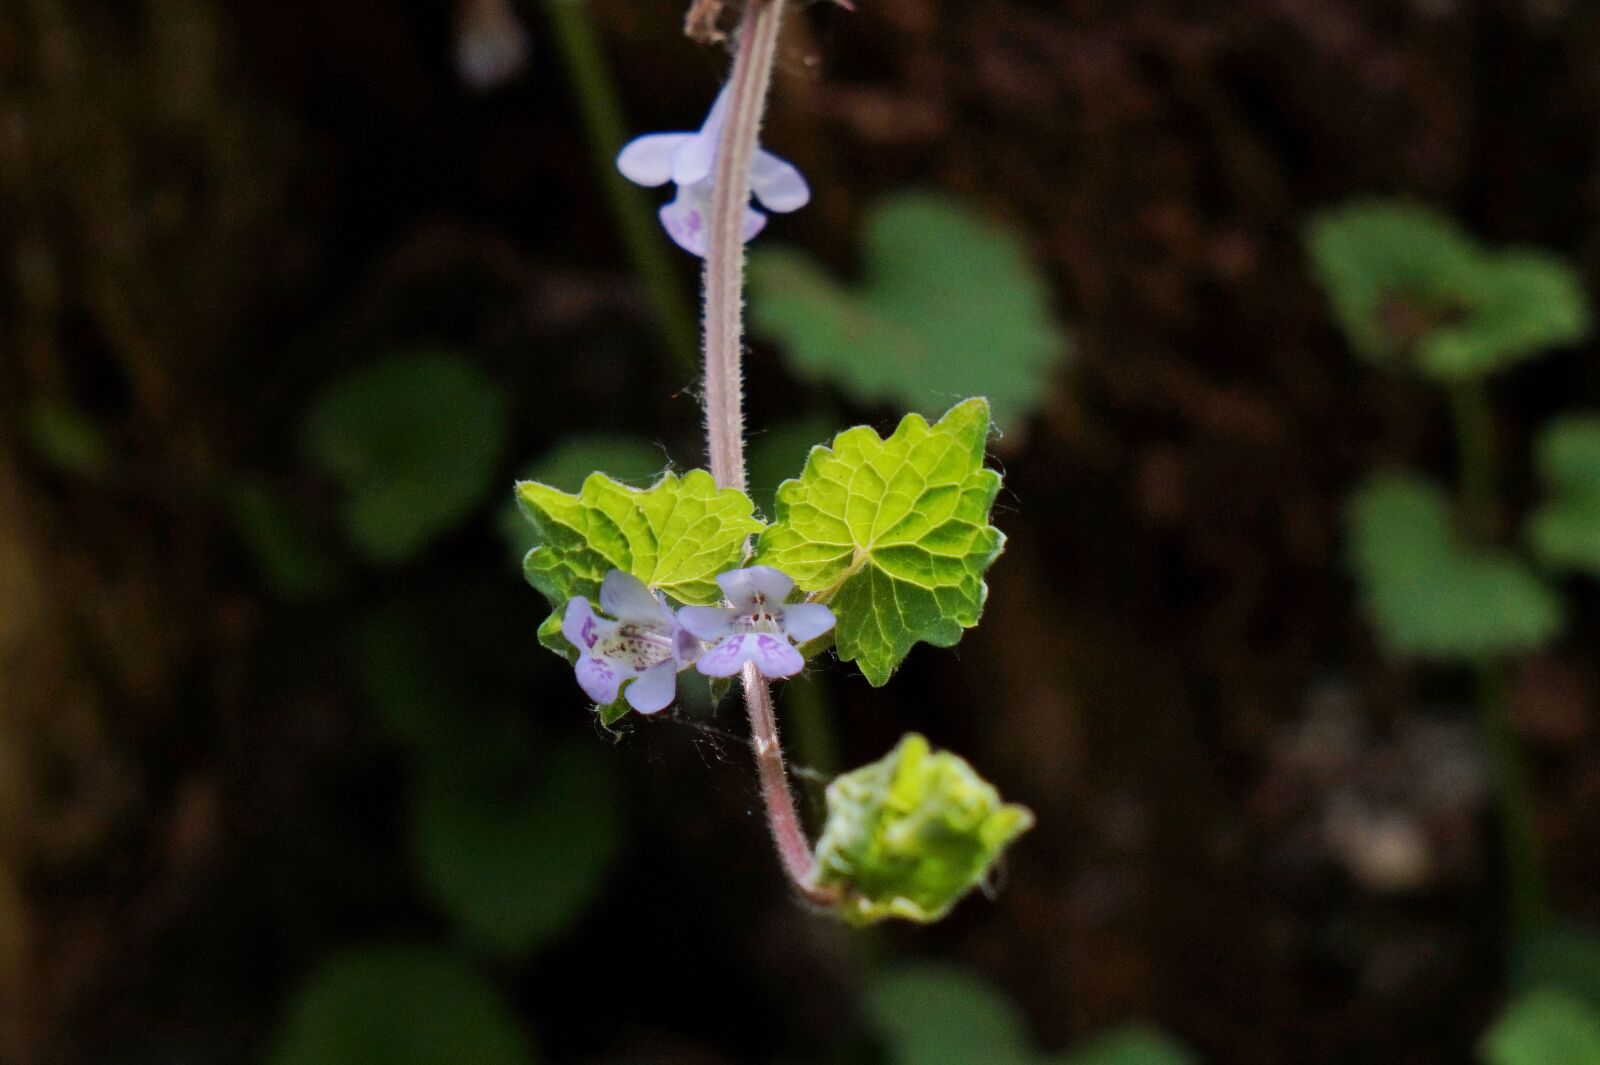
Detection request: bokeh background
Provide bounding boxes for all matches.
[4,1,1600,1063]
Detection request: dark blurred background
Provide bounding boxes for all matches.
[4,1,1600,1063]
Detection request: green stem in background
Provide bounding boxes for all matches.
[1451,382,1499,538]
[1473,661,1547,940]
[1449,380,1547,940]
[543,0,699,377]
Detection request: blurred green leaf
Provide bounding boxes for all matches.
[749,193,1068,429]
[754,399,1004,686]
[1347,472,1562,659]
[1528,415,1600,577]
[747,415,844,519]
[412,740,621,958]
[22,402,111,476]
[268,946,535,1065]
[516,469,762,659]
[1479,990,1600,1065]
[1514,923,1600,1010]
[1306,201,1590,381]
[304,350,509,564]
[498,434,666,564]
[1059,1027,1198,1065]
[356,605,457,752]
[867,964,1034,1065]
[866,966,1195,1065]
[813,733,1033,926]
[220,480,343,601]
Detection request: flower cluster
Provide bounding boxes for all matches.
[616,84,810,258]
[562,566,833,714]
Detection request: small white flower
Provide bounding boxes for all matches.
[616,85,810,258]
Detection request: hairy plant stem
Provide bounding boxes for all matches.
[701,0,838,906]
[1450,381,1547,939]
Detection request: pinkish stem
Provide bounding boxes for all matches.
[700,0,837,906]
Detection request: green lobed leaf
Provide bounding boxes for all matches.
[1306,201,1590,381]
[812,733,1033,926]
[1527,415,1600,577]
[515,469,763,657]
[1479,990,1600,1065]
[498,434,667,566]
[1347,472,1562,660]
[268,946,536,1065]
[749,193,1069,429]
[754,399,1005,686]
[866,964,1035,1065]
[303,350,509,564]
[411,741,621,958]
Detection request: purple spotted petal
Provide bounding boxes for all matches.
[616,132,693,187]
[750,634,804,678]
[625,659,677,714]
[575,654,624,705]
[781,602,835,643]
[562,596,613,652]
[695,634,751,678]
[600,570,661,623]
[660,193,709,257]
[750,149,810,213]
[677,605,737,642]
[716,565,795,610]
[673,622,702,667]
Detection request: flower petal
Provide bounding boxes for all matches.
[600,569,661,623]
[750,634,804,678]
[750,150,810,213]
[718,565,795,608]
[624,659,678,714]
[696,634,752,678]
[616,133,693,187]
[781,602,836,643]
[660,195,709,257]
[575,653,624,705]
[672,86,731,187]
[677,605,738,641]
[672,135,717,188]
[742,205,768,244]
[562,596,611,652]
[673,622,702,667]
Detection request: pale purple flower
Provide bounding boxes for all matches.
[615,84,810,258]
[562,571,698,714]
[677,566,835,679]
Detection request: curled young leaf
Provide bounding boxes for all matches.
[811,733,1033,925]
